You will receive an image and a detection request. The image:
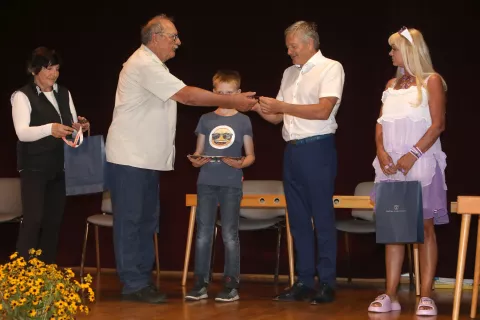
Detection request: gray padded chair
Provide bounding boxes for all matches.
[336,181,414,284]
[211,180,286,283]
[80,191,160,282]
[0,178,23,225]
[336,181,376,282]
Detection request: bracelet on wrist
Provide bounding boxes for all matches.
[409,146,422,159]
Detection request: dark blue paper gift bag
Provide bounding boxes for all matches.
[374,180,424,244]
[64,134,106,196]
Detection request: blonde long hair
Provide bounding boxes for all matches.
[388,28,447,106]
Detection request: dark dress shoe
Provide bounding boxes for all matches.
[273,281,317,302]
[311,283,335,304]
[122,285,167,304]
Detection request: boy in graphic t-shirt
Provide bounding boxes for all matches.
[185,70,255,302]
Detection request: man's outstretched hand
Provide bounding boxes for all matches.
[232,92,257,112]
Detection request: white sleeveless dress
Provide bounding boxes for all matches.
[372,77,449,224]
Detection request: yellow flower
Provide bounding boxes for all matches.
[65,268,75,279]
[55,300,67,309]
[28,249,36,255]
[84,274,93,283]
[28,286,40,295]
[35,249,42,256]
[80,283,89,289]
[1,252,95,319]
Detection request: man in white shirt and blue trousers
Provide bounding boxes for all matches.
[253,20,345,304]
[105,15,256,305]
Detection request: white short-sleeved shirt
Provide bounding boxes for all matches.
[106,45,186,171]
[276,50,345,141]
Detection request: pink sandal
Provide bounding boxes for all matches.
[368,294,402,313]
[416,297,437,316]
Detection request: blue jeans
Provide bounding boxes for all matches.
[283,135,337,288]
[107,162,159,294]
[194,184,242,285]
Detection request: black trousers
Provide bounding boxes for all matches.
[17,169,66,264]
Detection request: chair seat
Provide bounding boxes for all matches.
[216,217,283,231]
[87,214,113,227]
[336,219,375,233]
[0,212,22,223]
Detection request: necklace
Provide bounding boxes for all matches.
[398,74,415,89]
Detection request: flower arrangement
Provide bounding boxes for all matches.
[0,249,94,320]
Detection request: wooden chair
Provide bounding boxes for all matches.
[453,196,480,320]
[182,188,294,286]
[336,181,415,288]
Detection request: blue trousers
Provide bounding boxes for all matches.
[283,135,337,288]
[107,162,159,294]
[194,184,242,284]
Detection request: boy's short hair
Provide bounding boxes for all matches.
[212,69,241,89]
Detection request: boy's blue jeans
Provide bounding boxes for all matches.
[194,184,242,285]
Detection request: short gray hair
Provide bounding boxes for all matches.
[141,14,174,45]
[285,21,320,49]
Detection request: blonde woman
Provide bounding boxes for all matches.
[368,27,448,316]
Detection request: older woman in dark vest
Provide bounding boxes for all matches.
[11,47,90,263]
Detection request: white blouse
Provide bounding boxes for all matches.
[11,88,78,142]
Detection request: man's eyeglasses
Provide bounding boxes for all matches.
[156,32,179,41]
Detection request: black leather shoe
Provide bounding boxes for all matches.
[310,283,335,304]
[122,285,167,304]
[273,281,317,302]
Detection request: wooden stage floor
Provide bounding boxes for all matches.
[76,273,475,320]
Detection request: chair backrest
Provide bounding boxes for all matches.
[101,191,113,214]
[351,181,375,221]
[457,196,480,214]
[239,180,285,220]
[0,178,22,222]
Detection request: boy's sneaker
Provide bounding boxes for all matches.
[215,287,239,302]
[185,279,208,301]
[215,276,239,302]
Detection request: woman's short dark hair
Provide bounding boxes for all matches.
[27,47,61,75]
